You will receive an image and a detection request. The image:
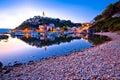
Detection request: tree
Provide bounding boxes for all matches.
[94,15,102,21]
[102,4,114,18]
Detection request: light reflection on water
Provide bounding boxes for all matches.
[0,33,110,66]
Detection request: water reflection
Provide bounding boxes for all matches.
[87,34,111,45]
[11,33,81,48]
[11,33,110,47]
[0,39,8,42]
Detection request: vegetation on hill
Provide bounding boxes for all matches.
[90,1,120,32]
[15,16,81,30]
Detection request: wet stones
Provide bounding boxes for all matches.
[0,35,8,40]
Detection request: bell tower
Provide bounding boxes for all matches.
[42,11,45,17]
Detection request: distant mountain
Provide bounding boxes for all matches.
[90,1,120,32]
[15,16,81,30]
[0,28,11,33]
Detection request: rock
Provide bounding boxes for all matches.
[0,35,8,39]
[28,60,34,65]
[4,70,10,74]
[13,63,23,67]
[0,61,3,69]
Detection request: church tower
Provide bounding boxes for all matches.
[42,11,45,17]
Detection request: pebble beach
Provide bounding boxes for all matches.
[0,32,120,80]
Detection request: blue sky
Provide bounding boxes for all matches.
[0,0,118,28]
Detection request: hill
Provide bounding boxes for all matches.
[90,1,120,32]
[15,16,81,30]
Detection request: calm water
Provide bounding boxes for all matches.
[0,33,110,66]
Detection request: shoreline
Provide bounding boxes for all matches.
[1,32,120,79]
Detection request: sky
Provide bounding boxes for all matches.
[0,0,118,29]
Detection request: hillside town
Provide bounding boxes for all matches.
[10,12,91,39]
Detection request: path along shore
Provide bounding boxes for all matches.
[0,32,120,80]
